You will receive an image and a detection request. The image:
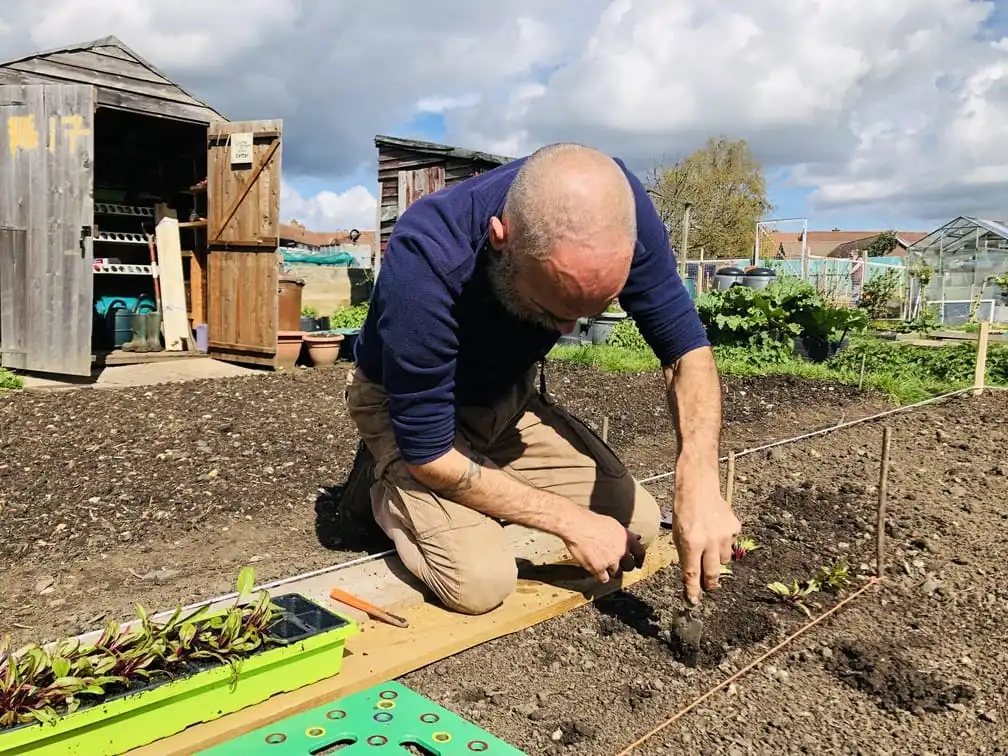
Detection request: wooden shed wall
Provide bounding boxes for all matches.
[376,145,507,256]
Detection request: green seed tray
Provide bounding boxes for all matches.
[0,594,358,756]
[196,680,528,754]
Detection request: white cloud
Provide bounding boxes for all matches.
[281,182,376,233]
[1,0,1005,228]
[414,94,481,114]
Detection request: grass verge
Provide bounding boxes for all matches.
[549,335,1005,406]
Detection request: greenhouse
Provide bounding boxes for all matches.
[907,216,1008,324]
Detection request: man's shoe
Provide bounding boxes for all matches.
[314,440,392,551]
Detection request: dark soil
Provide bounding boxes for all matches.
[402,390,1008,754]
[0,362,888,649]
[3,364,1004,752]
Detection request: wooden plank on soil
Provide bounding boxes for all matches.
[124,536,678,756]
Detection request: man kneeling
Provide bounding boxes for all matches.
[344,143,740,615]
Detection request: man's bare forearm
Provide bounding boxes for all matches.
[662,346,722,472]
[405,448,585,538]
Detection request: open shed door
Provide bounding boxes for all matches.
[205,119,282,367]
[0,84,95,376]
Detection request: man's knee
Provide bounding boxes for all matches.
[630,482,661,549]
[439,548,518,615]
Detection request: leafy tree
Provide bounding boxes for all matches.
[865,230,899,257]
[646,136,773,259]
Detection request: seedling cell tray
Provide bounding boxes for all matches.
[0,593,358,756]
[195,680,528,754]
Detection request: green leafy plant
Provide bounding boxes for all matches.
[816,561,850,591]
[330,303,369,329]
[695,274,868,361]
[731,536,762,561]
[767,579,820,618]
[0,567,287,729]
[300,305,319,318]
[606,318,650,351]
[0,368,22,391]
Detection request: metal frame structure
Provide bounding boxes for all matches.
[907,216,1008,324]
[754,217,808,273]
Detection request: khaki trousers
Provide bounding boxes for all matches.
[344,365,660,615]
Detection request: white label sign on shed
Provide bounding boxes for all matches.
[230,132,253,165]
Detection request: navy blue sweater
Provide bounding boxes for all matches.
[354,156,709,465]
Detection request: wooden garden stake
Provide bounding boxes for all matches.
[602,415,610,444]
[725,451,736,506]
[973,319,990,396]
[876,426,892,578]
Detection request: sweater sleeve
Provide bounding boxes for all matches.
[372,230,460,466]
[615,160,711,365]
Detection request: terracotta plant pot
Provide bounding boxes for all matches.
[276,330,304,370]
[303,332,345,368]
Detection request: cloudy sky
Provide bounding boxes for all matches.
[1,0,1006,235]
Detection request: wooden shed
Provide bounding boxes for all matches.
[0,36,285,376]
[374,135,513,261]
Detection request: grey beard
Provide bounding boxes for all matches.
[487,253,557,331]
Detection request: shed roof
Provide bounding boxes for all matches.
[0,35,225,125]
[374,134,514,166]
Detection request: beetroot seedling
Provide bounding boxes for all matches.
[732,536,762,561]
[816,561,850,592]
[767,579,820,618]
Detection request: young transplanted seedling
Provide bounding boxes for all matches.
[731,536,762,561]
[816,561,850,592]
[766,578,820,618]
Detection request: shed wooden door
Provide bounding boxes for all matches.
[205,119,282,367]
[0,84,95,376]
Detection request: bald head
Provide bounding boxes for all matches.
[488,143,637,333]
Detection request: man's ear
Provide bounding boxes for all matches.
[488,215,507,252]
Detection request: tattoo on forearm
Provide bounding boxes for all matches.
[437,453,486,495]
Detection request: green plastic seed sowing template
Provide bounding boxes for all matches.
[196,681,528,755]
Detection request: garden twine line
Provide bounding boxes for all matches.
[612,577,883,756]
[636,386,976,485]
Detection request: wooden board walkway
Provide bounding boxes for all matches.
[123,531,679,755]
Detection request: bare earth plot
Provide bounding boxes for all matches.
[403,392,1008,755]
[0,363,887,650]
[5,364,997,753]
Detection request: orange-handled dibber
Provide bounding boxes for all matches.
[329,587,409,628]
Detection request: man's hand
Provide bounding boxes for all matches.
[562,509,646,584]
[672,468,741,604]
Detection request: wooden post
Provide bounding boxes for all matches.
[679,203,691,280]
[876,427,892,578]
[601,415,610,444]
[973,319,990,396]
[725,451,736,506]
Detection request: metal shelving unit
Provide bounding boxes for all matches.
[92,203,158,280]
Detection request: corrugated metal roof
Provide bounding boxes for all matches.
[374,134,514,166]
[0,35,225,125]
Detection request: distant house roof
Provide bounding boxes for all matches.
[766,230,929,259]
[279,221,376,249]
[827,232,929,258]
[0,35,225,124]
[374,134,514,166]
